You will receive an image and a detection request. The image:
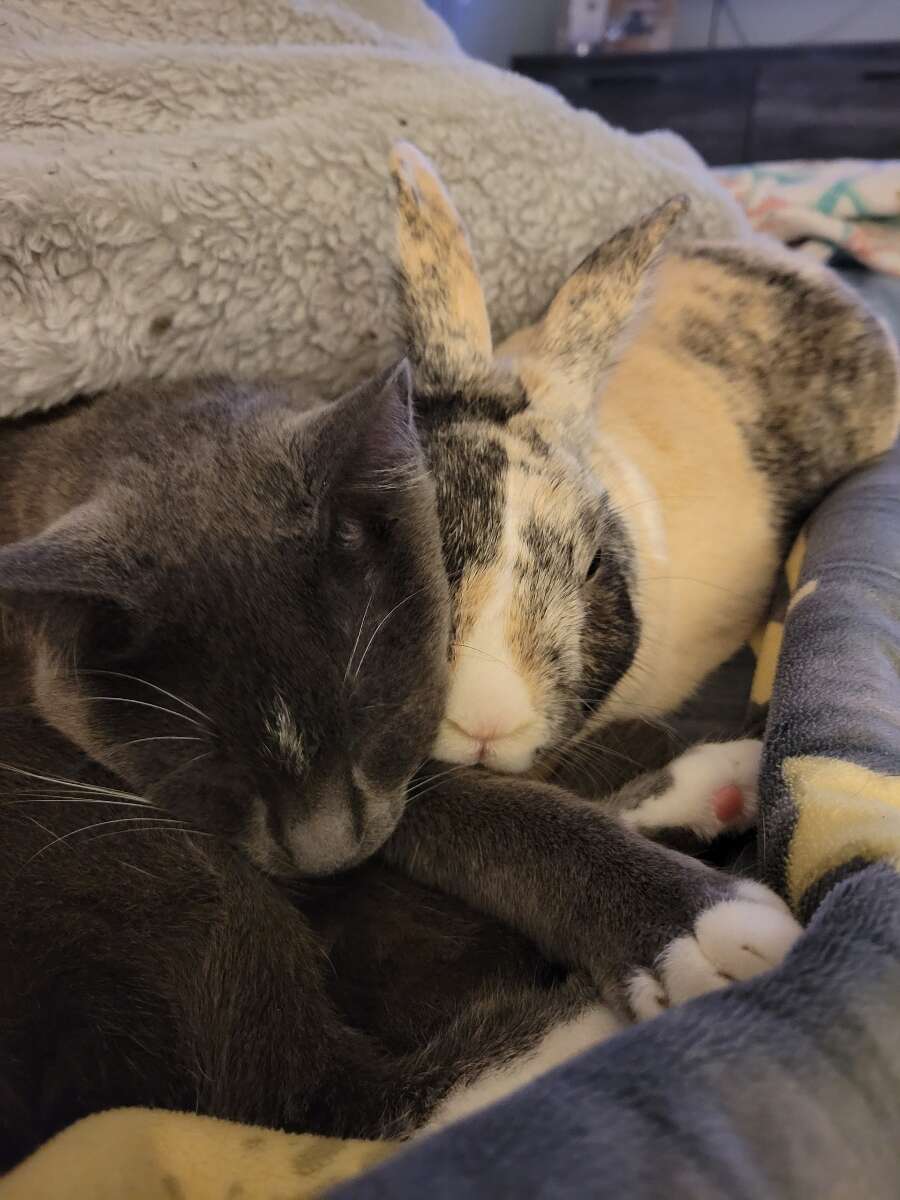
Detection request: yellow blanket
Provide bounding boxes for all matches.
[0,1109,397,1200]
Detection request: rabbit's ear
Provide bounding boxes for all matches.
[535,196,688,411]
[390,142,492,394]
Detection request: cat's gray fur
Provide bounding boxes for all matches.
[0,365,448,877]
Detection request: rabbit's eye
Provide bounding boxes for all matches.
[585,547,603,582]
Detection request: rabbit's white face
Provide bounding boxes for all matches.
[389,141,686,774]
[427,414,638,773]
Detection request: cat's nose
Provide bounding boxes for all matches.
[286,804,360,877]
[284,772,400,877]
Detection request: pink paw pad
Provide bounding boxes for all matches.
[712,784,745,826]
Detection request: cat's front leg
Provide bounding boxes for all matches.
[384,766,800,1020]
[603,738,791,1018]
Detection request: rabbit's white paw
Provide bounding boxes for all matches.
[626,880,801,1020]
[622,739,762,841]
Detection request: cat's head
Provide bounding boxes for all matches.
[0,364,449,876]
[389,142,686,773]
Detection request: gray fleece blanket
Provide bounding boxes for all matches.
[0,0,746,417]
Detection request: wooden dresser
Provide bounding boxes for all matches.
[512,41,900,166]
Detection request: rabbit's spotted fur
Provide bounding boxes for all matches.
[388,143,899,779]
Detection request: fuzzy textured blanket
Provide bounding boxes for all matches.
[0,0,746,418]
[717,159,900,277]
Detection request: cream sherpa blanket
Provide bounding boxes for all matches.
[0,0,747,417]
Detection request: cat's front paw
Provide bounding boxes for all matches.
[625,880,801,1020]
[621,739,761,842]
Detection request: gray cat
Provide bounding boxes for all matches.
[0,365,602,1164]
[0,359,797,1163]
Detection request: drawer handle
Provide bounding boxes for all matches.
[587,73,662,88]
[862,69,900,82]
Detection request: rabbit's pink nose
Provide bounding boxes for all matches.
[445,717,531,747]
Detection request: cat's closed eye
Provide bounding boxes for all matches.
[334,517,366,551]
[336,516,393,552]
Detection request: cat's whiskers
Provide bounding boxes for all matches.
[105,734,205,752]
[147,750,214,800]
[77,669,214,725]
[0,760,154,805]
[352,583,432,684]
[12,810,58,843]
[87,824,214,845]
[3,794,166,810]
[87,695,210,732]
[22,814,191,868]
[343,589,375,688]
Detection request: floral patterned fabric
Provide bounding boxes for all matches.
[716,159,900,277]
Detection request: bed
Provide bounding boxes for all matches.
[0,2,898,1194]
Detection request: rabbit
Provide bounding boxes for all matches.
[387,141,898,810]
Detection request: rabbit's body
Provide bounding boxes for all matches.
[389,143,899,775]
[493,239,899,736]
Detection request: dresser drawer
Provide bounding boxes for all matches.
[515,44,900,167]
[518,58,753,166]
[751,54,900,161]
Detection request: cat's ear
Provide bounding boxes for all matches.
[299,359,423,503]
[341,357,422,494]
[533,195,688,412]
[0,506,146,661]
[390,141,493,394]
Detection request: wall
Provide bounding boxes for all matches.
[427,0,900,65]
[426,0,558,64]
[675,0,900,51]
